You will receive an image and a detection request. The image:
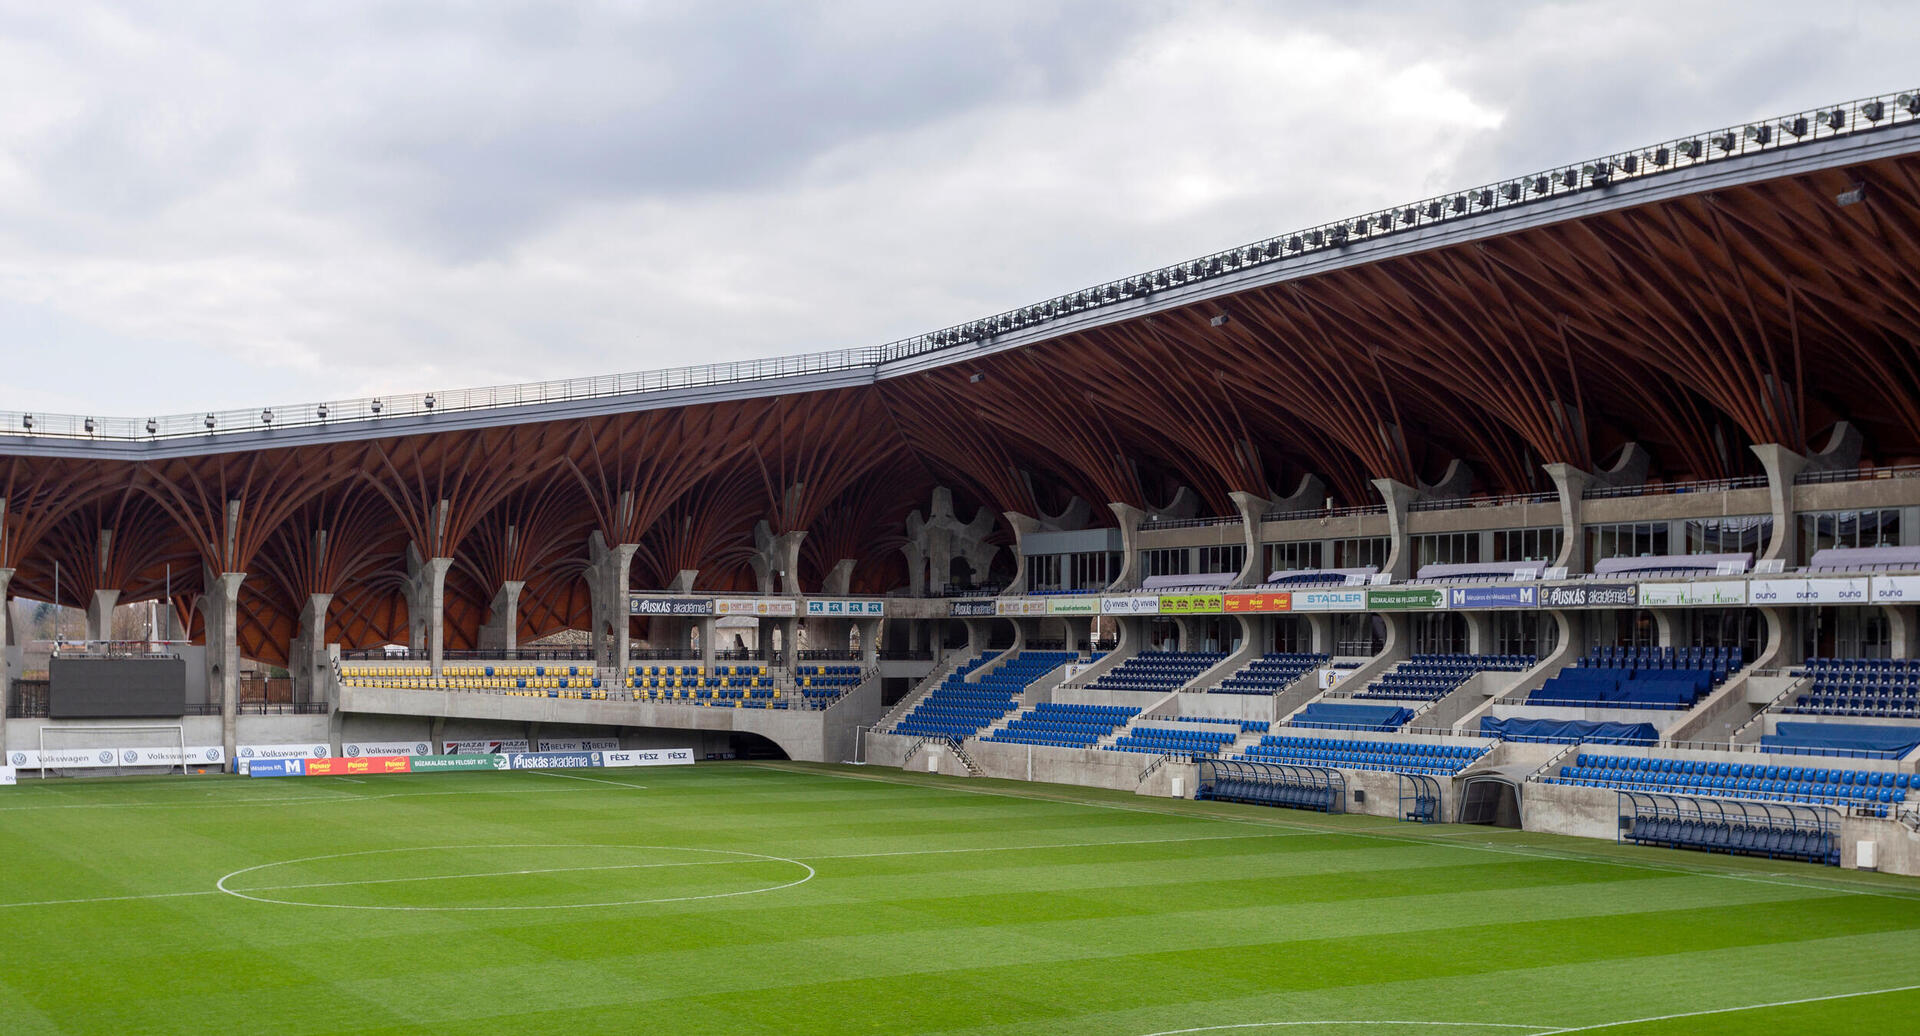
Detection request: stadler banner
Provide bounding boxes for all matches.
[1539,583,1639,609]
[949,600,996,617]
[629,596,715,616]
[1447,586,1538,609]
[1366,587,1445,611]
[1100,596,1160,615]
[1293,588,1365,612]
[1046,598,1098,615]
[805,599,886,616]
[1748,577,1870,605]
[1158,593,1224,614]
[1224,591,1291,613]
[1872,575,1920,603]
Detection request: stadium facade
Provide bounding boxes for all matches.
[5,91,1920,872]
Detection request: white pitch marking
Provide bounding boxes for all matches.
[240,856,760,893]
[214,843,815,911]
[332,776,367,785]
[524,770,646,789]
[0,890,221,910]
[1138,1022,1556,1034]
[1533,982,1920,1033]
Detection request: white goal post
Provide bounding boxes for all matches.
[33,724,191,778]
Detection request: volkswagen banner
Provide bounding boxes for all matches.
[342,741,432,758]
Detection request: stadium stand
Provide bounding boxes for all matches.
[1091,651,1227,692]
[1524,646,1738,709]
[1782,657,1920,718]
[794,664,862,706]
[1543,752,1911,813]
[1107,723,1237,756]
[890,651,1072,740]
[980,702,1139,748]
[1760,721,1920,759]
[1289,702,1413,730]
[1240,734,1492,776]
[1354,653,1534,701]
[1213,652,1328,694]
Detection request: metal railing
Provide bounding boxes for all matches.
[1263,503,1387,522]
[1142,514,1243,531]
[1408,491,1557,513]
[1794,463,1920,485]
[1583,474,1769,499]
[4,89,1914,444]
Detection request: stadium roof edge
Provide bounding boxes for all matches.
[5,88,1918,459]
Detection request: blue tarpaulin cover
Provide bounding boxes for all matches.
[1479,716,1657,744]
[1762,722,1920,758]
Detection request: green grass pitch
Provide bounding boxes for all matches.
[2,762,1918,1035]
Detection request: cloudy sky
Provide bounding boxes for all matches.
[0,1,1910,416]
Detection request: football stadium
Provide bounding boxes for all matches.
[5,85,1920,1033]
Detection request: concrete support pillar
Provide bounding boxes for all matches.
[666,569,699,594]
[0,568,12,715]
[1463,610,1493,655]
[1228,491,1272,588]
[963,619,991,658]
[1649,608,1679,648]
[1543,463,1594,574]
[1306,613,1334,656]
[85,589,121,643]
[856,618,881,667]
[1105,503,1147,592]
[1751,443,1808,565]
[820,558,856,597]
[199,567,246,765]
[404,547,454,676]
[1760,606,1802,668]
[1001,512,1043,595]
[1883,605,1917,659]
[585,532,639,671]
[900,540,928,598]
[289,593,333,706]
[1371,479,1421,581]
[697,617,717,672]
[476,580,525,655]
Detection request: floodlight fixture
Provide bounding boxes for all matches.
[1501,182,1522,201]
[1559,168,1578,188]
[1781,116,1807,137]
[204,413,216,429]
[84,417,95,433]
[1743,124,1772,145]
[261,409,273,425]
[21,414,32,430]
[1619,154,1638,174]
[1835,182,1867,207]
[423,393,436,409]
[317,404,329,420]
[968,371,985,384]
[1824,109,1846,130]
[370,398,383,414]
[1473,189,1493,208]
[145,418,157,434]
[1449,195,1466,213]
[1583,161,1610,185]
[1530,175,1551,194]
[1862,100,1886,121]
[1376,213,1393,230]
[1424,201,1442,218]
[1308,230,1325,247]
[1903,93,1920,115]
[1209,313,1230,327]
[1328,225,1349,244]
[1400,207,1417,224]
[1649,146,1670,166]
[1676,139,1703,160]
[1712,131,1737,152]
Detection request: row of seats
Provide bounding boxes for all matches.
[1170,715,1269,733]
[1199,774,1340,812]
[1215,653,1329,694]
[1092,651,1226,693]
[1545,753,1909,809]
[1785,658,1920,718]
[1628,815,1837,864]
[1241,735,1490,776]
[890,651,1063,740]
[1587,645,1741,681]
[344,663,596,679]
[1356,653,1534,701]
[981,703,1139,749]
[1107,725,1237,756]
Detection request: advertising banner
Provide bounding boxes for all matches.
[408,754,508,772]
[1872,575,1920,603]
[0,765,14,786]
[949,600,996,617]
[1293,588,1365,612]
[538,738,619,752]
[603,748,696,767]
[236,744,331,763]
[7,747,225,769]
[804,599,886,616]
[442,739,531,755]
[1366,587,1444,611]
[342,741,432,758]
[1638,580,1747,607]
[243,758,306,778]
[1224,591,1292,613]
[507,751,607,770]
[715,598,799,617]
[628,596,715,616]
[1538,583,1639,609]
[1046,598,1098,615]
[1748,577,1871,606]
[307,756,412,776]
[1447,586,1539,609]
[995,599,1049,616]
[1158,593,1225,614]
[1100,596,1160,615]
